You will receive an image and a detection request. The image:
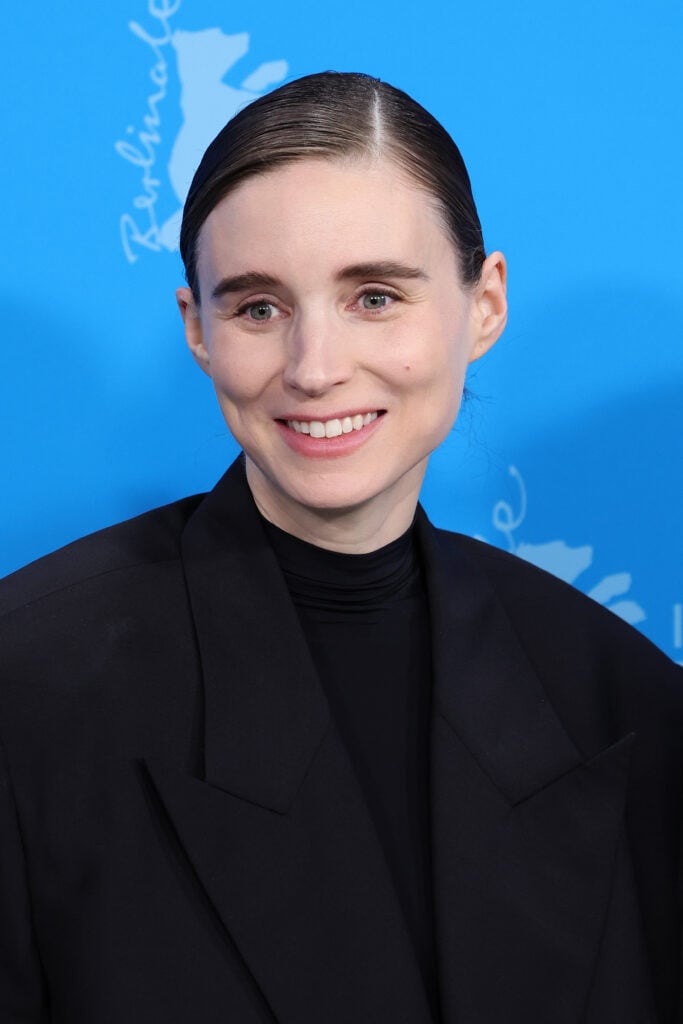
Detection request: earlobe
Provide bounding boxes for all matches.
[468,251,508,363]
[176,286,211,375]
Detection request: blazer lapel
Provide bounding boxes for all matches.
[145,460,433,1023]
[418,514,639,1023]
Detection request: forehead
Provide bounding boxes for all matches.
[196,157,458,282]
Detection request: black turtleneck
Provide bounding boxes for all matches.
[262,518,440,1020]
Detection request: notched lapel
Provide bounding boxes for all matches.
[144,722,433,1024]
[418,513,643,1021]
[431,725,635,1023]
[179,459,330,813]
[145,462,433,1023]
[418,513,584,805]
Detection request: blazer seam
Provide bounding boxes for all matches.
[0,554,183,621]
[453,540,592,763]
[578,829,628,1022]
[433,708,621,810]
[0,727,51,999]
[434,708,514,807]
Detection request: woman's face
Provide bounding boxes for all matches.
[178,157,506,547]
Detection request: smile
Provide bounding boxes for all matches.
[285,412,380,438]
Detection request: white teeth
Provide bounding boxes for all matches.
[286,412,379,437]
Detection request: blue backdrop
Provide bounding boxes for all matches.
[3,0,682,661]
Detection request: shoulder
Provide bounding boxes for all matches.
[440,527,669,655]
[0,492,206,619]
[432,526,683,731]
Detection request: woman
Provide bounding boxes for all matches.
[0,72,681,1024]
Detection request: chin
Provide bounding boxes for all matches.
[283,479,383,515]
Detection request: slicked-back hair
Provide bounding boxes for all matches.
[180,71,486,303]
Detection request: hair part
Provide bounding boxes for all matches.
[180,72,486,304]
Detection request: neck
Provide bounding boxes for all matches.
[245,457,426,554]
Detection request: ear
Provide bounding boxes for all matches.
[176,286,211,375]
[468,251,508,363]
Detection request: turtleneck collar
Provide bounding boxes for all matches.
[261,516,422,613]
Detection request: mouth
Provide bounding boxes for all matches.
[279,411,384,439]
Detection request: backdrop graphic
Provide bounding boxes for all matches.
[2,0,681,662]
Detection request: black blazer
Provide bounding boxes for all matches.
[1,458,681,1023]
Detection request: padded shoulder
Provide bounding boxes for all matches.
[0,493,205,617]
[447,530,645,633]
[441,529,683,719]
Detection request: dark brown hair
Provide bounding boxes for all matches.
[180,71,485,303]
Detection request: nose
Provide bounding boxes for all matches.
[283,311,355,396]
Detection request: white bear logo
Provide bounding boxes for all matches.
[116,5,287,263]
[487,466,646,626]
[158,28,288,250]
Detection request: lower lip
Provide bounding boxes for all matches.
[275,414,385,459]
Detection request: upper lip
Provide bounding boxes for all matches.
[277,409,385,422]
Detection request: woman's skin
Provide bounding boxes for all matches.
[177,157,507,553]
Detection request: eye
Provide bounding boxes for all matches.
[239,300,278,322]
[361,292,389,310]
[353,287,400,314]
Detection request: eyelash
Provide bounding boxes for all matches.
[353,286,402,313]
[233,299,281,320]
[233,286,402,321]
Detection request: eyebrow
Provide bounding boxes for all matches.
[211,271,280,301]
[210,260,429,301]
[335,261,429,283]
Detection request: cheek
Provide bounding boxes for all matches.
[208,345,278,403]
[395,321,469,392]
[407,328,471,428]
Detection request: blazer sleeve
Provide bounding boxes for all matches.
[0,732,48,1021]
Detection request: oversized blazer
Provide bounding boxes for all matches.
[1,457,681,1023]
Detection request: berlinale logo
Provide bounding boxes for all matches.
[485,466,646,626]
[115,0,288,263]
[487,467,682,664]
